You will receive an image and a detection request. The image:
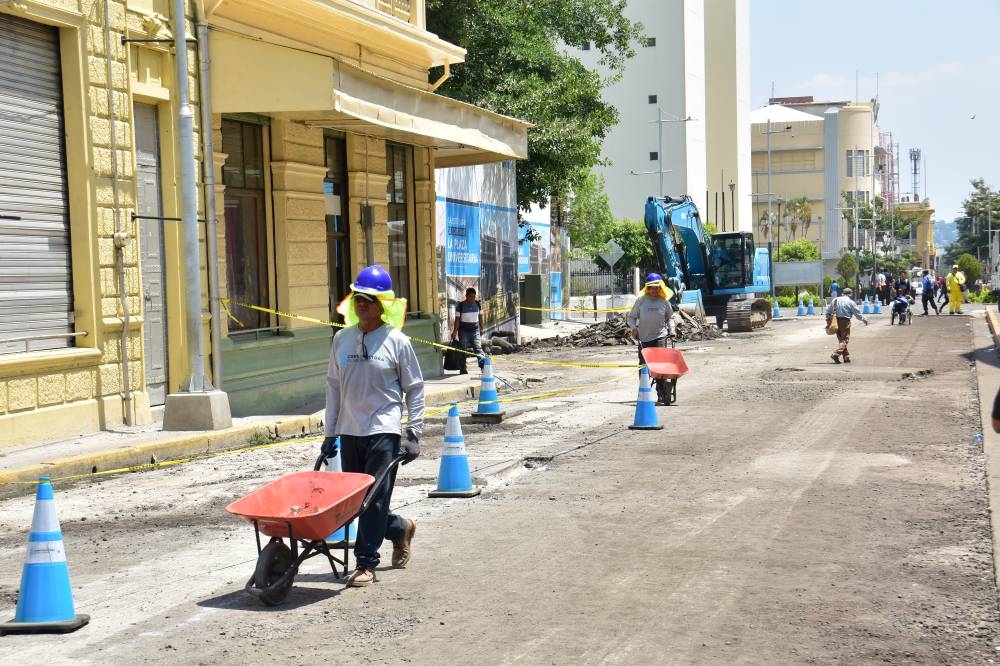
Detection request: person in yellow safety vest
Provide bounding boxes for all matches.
[946,264,966,315]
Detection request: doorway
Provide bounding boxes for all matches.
[134,102,168,405]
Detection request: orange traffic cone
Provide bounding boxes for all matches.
[0,477,89,635]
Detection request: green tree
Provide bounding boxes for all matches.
[945,179,1000,264]
[426,1,644,215]
[957,253,982,283]
[836,253,859,283]
[594,219,652,269]
[774,238,819,262]
[566,170,614,256]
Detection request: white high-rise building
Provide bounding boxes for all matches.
[577,0,750,231]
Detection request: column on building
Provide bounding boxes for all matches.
[269,120,329,329]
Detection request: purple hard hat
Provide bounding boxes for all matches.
[645,272,664,285]
[352,265,392,294]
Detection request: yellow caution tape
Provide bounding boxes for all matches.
[2,372,633,486]
[220,299,637,368]
[519,305,630,313]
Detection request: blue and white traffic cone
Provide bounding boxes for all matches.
[772,301,782,318]
[862,297,871,314]
[628,366,663,431]
[807,297,816,315]
[429,403,481,498]
[323,438,356,547]
[470,357,504,423]
[0,477,89,635]
[873,299,882,314]
[796,298,806,317]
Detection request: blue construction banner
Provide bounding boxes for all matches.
[550,271,563,321]
[445,200,480,278]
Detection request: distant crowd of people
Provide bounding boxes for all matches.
[829,266,970,316]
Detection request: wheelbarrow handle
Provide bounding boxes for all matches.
[357,454,407,516]
[314,449,405,516]
[314,452,331,471]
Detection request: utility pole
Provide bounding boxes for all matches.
[763,119,791,300]
[854,146,860,292]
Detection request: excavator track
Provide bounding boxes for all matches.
[725,298,772,333]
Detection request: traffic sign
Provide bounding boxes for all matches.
[600,239,624,268]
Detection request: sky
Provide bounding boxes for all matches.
[750,0,1000,223]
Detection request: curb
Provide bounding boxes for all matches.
[0,381,484,499]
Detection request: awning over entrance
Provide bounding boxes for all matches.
[210,31,529,167]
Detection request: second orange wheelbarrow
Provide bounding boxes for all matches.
[641,345,690,405]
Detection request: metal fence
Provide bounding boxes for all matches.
[568,264,636,296]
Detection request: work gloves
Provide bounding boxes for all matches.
[402,428,421,465]
[321,436,339,459]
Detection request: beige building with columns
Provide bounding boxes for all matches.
[0,0,527,446]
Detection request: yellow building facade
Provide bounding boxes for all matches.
[0,0,527,447]
[750,98,882,274]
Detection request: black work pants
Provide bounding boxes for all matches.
[340,433,408,570]
[922,291,939,314]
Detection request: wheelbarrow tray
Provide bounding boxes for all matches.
[226,471,374,542]
[641,346,690,380]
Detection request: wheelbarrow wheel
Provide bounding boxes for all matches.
[253,541,294,606]
[668,379,677,405]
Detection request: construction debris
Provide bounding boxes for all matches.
[489,313,722,354]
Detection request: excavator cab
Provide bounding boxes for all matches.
[709,232,756,292]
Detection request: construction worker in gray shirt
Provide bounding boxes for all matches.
[324,265,424,587]
[627,272,677,363]
[825,287,868,364]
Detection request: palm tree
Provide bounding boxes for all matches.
[757,209,774,243]
[785,196,812,242]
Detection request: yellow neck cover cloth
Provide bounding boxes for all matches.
[640,279,675,301]
[336,291,408,330]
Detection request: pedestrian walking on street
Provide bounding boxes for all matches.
[946,264,966,314]
[451,286,487,374]
[825,287,868,364]
[627,272,677,367]
[830,279,839,298]
[937,274,948,309]
[920,270,939,315]
[324,265,423,587]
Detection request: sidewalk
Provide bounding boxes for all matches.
[0,319,586,498]
[974,305,1000,591]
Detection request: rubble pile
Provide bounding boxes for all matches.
[502,312,722,353]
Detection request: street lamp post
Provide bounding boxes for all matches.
[629,109,691,198]
[764,119,792,299]
[776,197,784,255]
[652,109,692,197]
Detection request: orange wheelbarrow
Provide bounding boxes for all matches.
[641,345,690,405]
[226,453,403,605]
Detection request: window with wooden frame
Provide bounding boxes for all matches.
[385,143,413,304]
[222,118,271,333]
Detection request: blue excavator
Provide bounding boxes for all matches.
[643,195,772,332]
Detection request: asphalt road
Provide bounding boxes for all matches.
[1,313,998,664]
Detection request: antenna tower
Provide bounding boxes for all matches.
[909,148,921,201]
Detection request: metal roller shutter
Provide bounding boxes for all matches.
[0,13,74,355]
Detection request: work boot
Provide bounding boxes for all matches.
[392,519,416,568]
[843,357,852,364]
[830,354,841,364]
[346,567,375,587]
